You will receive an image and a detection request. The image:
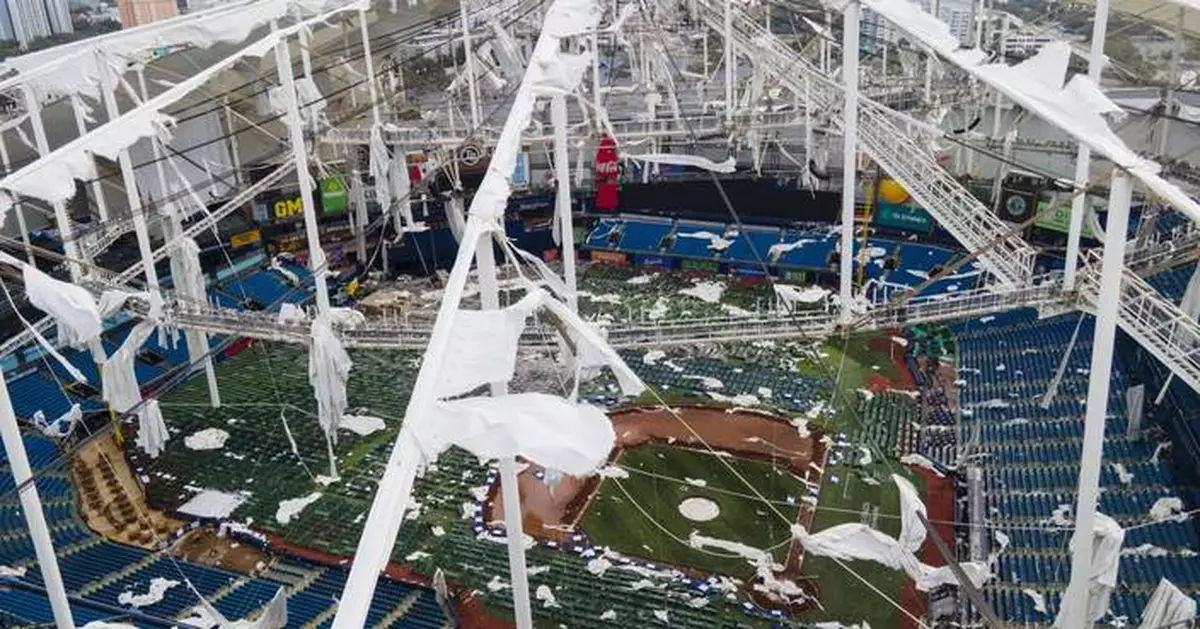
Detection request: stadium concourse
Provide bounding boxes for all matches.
[2,0,1200,627]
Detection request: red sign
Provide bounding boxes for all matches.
[594,135,619,211]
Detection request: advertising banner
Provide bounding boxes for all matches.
[320,175,349,214]
[230,230,262,248]
[590,250,627,265]
[511,151,530,190]
[1034,202,1094,237]
[875,203,934,233]
[594,135,619,211]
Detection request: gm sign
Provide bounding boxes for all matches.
[273,196,306,219]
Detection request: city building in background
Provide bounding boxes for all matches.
[117,0,177,26]
[0,0,73,48]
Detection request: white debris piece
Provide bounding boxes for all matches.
[0,565,25,577]
[708,391,760,406]
[642,349,666,365]
[627,274,655,285]
[339,414,386,436]
[118,577,179,608]
[1024,589,1047,614]
[678,280,726,302]
[586,557,612,576]
[178,490,247,519]
[535,585,560,608]
[184,428,231,451]
[486,575,510,591]
[600,609,617,620]
[683,375,724,389]
[1112,462,1134,485]
[1054,513,1125,627]
[685,477,708,488]
[596,465,629,479]
[676,231,734,252]
[899,453,943,477]
[1150,497,1185,522]
[688,532,770,564]
[653,610,670,623]
[275,492,322,525]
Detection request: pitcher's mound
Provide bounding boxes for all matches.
[678,497,720,522]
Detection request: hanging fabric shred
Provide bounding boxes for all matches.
[102,321,157,413]
[21,261,102,347]
[368,126,391,215]
[32,403,82,438]
[308,314,352,442]
[136,400,170,459]
[1053,513,1126,627]
[790,475,993,592]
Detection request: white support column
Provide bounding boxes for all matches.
[352,169,368,263]
[551,96,578,311]
[461,0,482,130]
[102,87,163,305]
[822,11,832,74]
[839,0,860,325]
[24,89,84,283]
[359,10,383,127]
[0,136,35,265]
[1063,0,1110,291]
[724,0,733,123]
[1061,170,1131,629]
[591,30,602,131]
[476,235,535,629]
[224,97,242,186]
[0,379,76,629]
[69,95,109,222]
[1157,6,1184,159]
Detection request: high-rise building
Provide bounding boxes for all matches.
[860,8,896,55]
[117,0,178,27]
[0,0,74,48]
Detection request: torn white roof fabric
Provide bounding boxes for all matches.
[102,321,157,413]
[309,314,353,440]
[136,399,170,459]
[369,126,392,215]
[792,475,992,592]
[894,473,927,555]
[436,292,542,399]
[858,0,1200,222]
[33,403,82,438]
[422,393,615,475]
[624,154,737,173]
[21,262,102,348]
[1053,513,1126,627]
[1138,579,1196,629]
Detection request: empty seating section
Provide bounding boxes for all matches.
[953,310,1199,625]
[4,372,76,420]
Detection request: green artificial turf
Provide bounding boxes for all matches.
[580,444,805,579]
